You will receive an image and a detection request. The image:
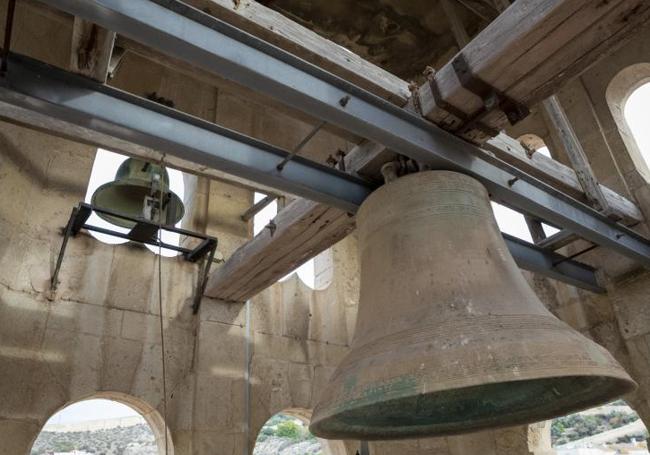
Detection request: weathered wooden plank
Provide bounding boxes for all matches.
[204,198,354,301]
[483,134,642,224]
[183,0,411,105]
[420,0,650,142]
[542,95,613,217]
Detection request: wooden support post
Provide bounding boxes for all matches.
[491,0,512,12]
[453,0,499,22]
[70,17,116,82]
[542,96,613,217]
[441,0,471,47]
[525,216,547,244]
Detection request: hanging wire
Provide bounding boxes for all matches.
[157,155,170,455]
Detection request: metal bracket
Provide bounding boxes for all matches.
[451,54,529,133]
[51,202,218,313]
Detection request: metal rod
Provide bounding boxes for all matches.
[29,0,650,268]
[552,243,599,266]
[1,0,16,74]
[241,195,276,222]
[86,203,210,239]
[276,120,326,171]
[51,206,78,290]
[192,244,216,314]
[83,224,191,253]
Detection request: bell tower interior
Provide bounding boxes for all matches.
[2,1,650,454]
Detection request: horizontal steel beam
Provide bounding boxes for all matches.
[0,54,371,213]
[503,234,603,293]
[37,0,650,269]
[0,54,603,291]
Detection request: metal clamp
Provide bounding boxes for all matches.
[51,202,218,314]
[451,54,529,132]
[426,55,529,137]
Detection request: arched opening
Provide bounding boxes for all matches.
[550,400,648,454]
[84,149,186,257]
[253,410,344,455]
[625,82,650,168]
[30,393,173,455]
[606,63,650,184]
[252,192,333,290]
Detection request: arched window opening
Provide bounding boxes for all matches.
[31,397,171,455]
[625,82,650,167]
[252,192,329,289]
[254,412,326,455]
[518,133,552,158]
[491,202,559,242]
[551,400,648,454]
[84,149,186,257]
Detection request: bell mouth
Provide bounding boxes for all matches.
[91,181,184,229]
[310,374,636,440]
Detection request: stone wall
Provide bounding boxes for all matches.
[3,3,650,455]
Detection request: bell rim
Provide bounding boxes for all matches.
[90,181,185,229]
[309,373,637,440]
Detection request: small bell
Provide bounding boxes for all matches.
[91,158,184,229]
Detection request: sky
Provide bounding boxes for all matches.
[625,82,650,164]
[45,84,650,432]
[44,400,142,426]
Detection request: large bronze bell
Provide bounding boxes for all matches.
[310,171,635,440]
[91,158,184,229]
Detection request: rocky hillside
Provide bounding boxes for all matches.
[552,401,646,446]
[31,423,157,455]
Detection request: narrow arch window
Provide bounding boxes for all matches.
[30,398,169,455]
[252,192,333,289]
[84,149,186,257]
[518,133,552,158]
[254,413,325,455]
[625,82,650,166]
[551,400,648,454]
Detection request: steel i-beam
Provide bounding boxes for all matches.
[0,54,603,292]
[34,0,650,268]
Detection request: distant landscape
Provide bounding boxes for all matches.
[31,403,647,455]
[31,413,321,455]
[253,414,323,455]
[31,423,157,455]
[552,400,648,452]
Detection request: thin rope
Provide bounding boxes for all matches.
[157,156,169,455]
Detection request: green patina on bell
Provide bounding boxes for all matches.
[91,158,184,229]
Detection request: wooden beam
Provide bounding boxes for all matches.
[542,95,614,217]
[419,0,650,143]
[454,0,499,22]
[483,134,642,224]
[69,17,116,82]
[204,0,646,302]
[182,0,410,105]
[205,197,355,302]
[441,0,471,47]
